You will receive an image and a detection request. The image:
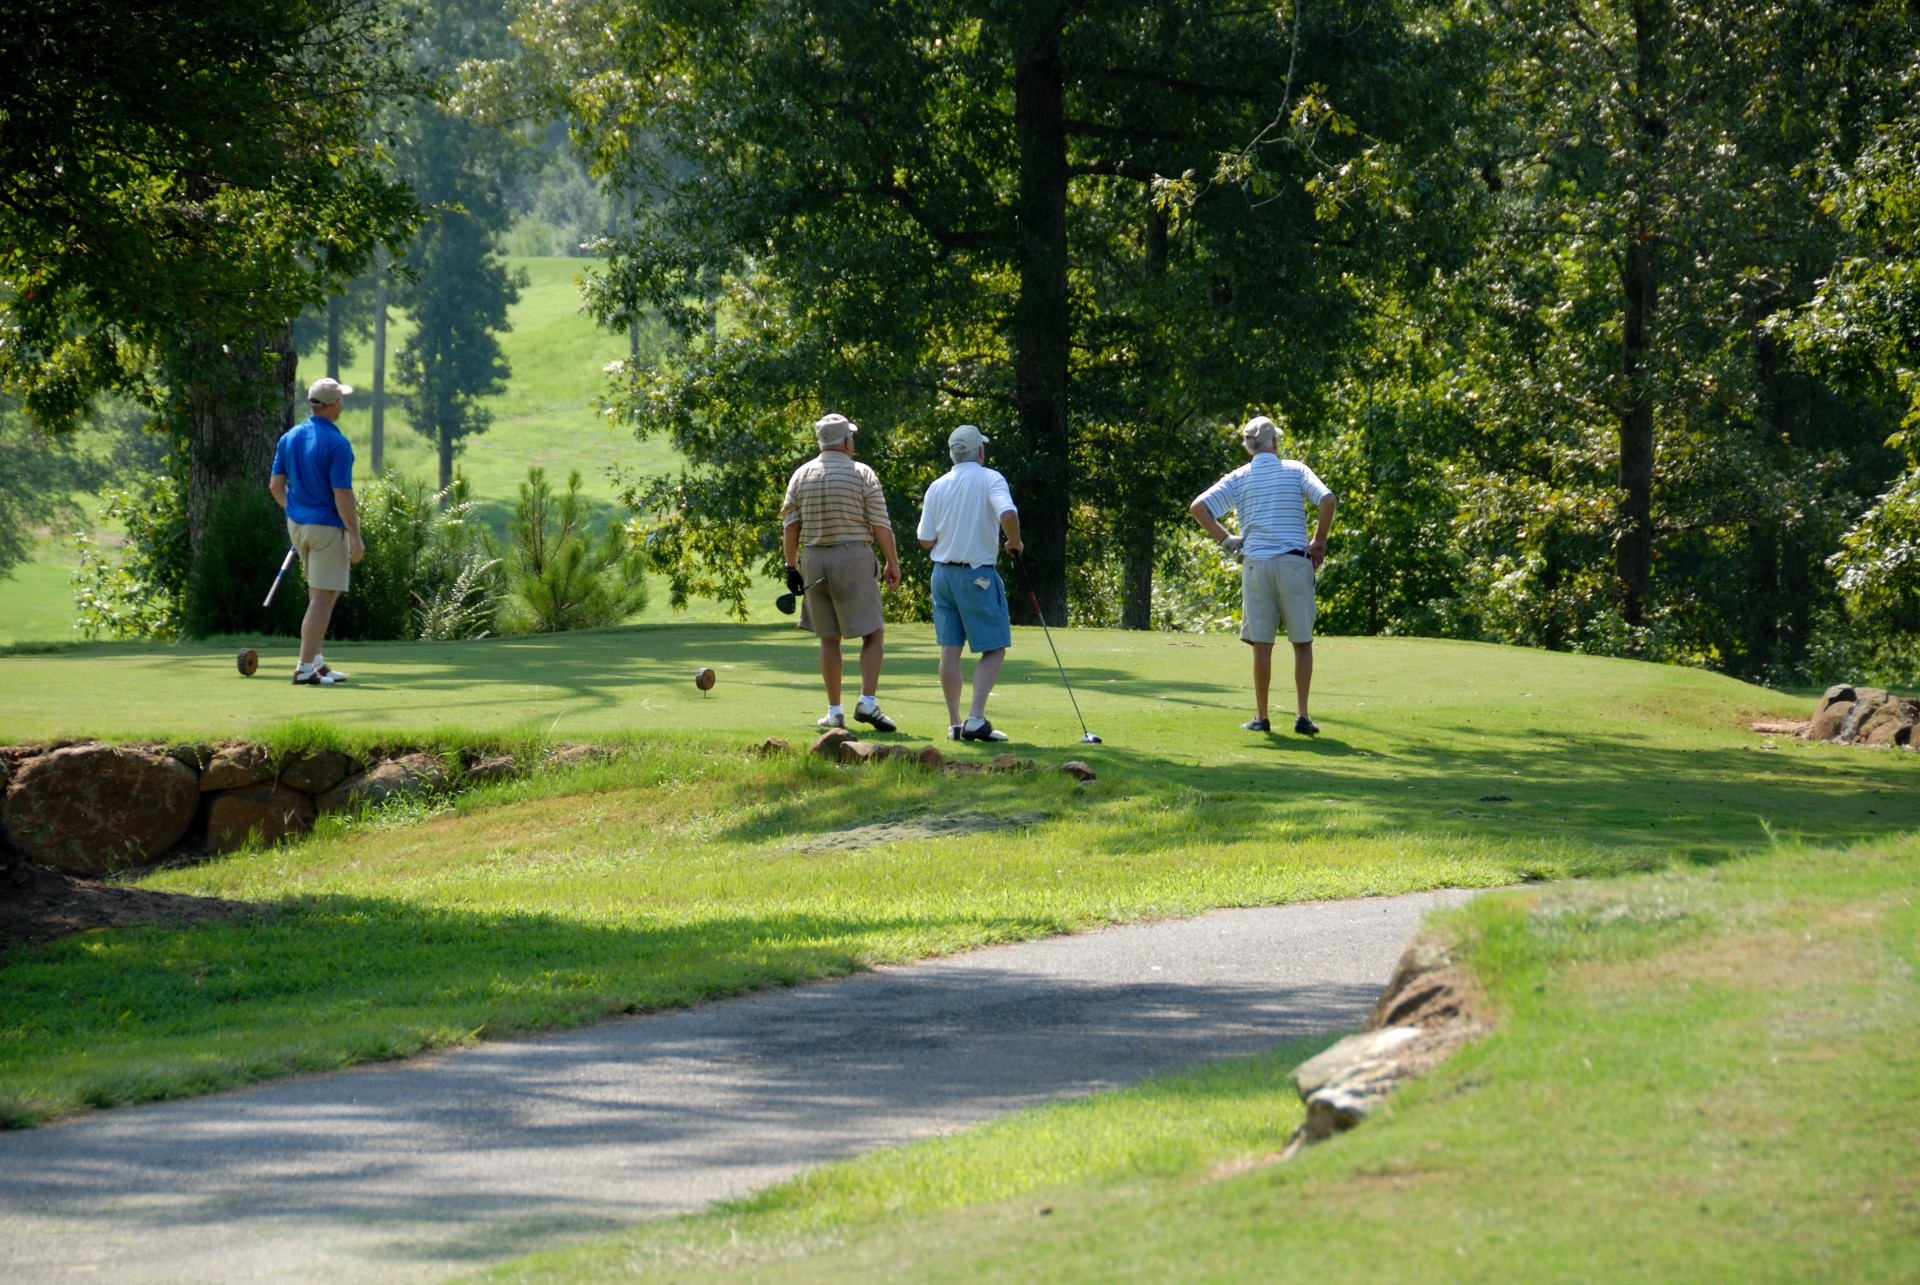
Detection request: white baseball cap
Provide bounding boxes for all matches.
[948,424,988,461]
[814,413,858,446]
[1240,415,1279,451]
[307,377,354,405]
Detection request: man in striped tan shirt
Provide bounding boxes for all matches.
[1190,414,1337,736]
[781,413,903,731]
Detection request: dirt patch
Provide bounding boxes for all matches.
[787,810,1049,854]
[0,860,265,951]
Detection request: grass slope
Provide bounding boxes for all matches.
[470,836,1920,1283]
[3,633,1916,1129]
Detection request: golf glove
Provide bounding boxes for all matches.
[786,565,806,594]
[1220,535,1244,555]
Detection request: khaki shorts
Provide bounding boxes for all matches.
[288,520,351,593]
[799,542,884,639]
[1240,553,1315,645]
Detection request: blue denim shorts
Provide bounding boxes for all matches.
[930,563,1012,653]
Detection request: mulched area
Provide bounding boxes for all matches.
[0,859,261,951]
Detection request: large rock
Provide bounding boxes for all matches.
[3,744,201,876]
[279,749,354,795]
[1810,685,1855,742]
[205,786,317,853]
[1854,696,1919,747]
[1836,688,1891,743]
[812,728,858,760]
[316,753,448,814]
[200,743,278,791]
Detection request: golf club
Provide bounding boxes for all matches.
[775,576,827,615]
[1012,552,1101,744]
[262,547,295,608]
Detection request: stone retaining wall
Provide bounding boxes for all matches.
[0,741,504,879]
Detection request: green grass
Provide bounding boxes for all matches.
[3,632,1916,1130]
[467,835,1920,1283]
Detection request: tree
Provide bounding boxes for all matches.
[481,0,1469,623]
[0,0,424,612]
[1398,0,1919,671]
[392,0,527,492]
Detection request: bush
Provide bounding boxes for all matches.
[181,485,309,638]
[504,467,647,632]
[73,457,190,640]
[330,472,505,642]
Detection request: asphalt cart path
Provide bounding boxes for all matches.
[0,889,1479,1283]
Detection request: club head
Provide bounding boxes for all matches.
[774,592,798,615]
[1082,732,1101,744]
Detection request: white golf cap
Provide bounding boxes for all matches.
[1240,415,1278,451]
[307,377,354,404]
[814,413,857,446]
[948,423,988,461]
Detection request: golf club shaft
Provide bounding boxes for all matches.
[1013,553,1093,738]
[263,548,295,607]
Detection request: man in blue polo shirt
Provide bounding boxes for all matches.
[268,377,364,687]
[1190,415,1337,735]
[917,424,1022,741]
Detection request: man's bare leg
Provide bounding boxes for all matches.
[818,635,844,708]
[857,628,884,700]
[1249,641,1273,722]
[300,589,341,667]
[939,646,964,726]
[969,647,1006,721]
[1293,641,1314,719]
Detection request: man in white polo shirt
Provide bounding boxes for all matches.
[1189,415,1337,735]
[917,424,1022,742]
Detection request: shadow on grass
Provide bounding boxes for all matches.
[1039,726,1920,870]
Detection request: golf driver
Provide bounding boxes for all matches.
[775,576,827,615]
[262,547,295,608]
[1012,552,1101,744]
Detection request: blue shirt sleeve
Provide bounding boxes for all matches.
[326,436,355,491]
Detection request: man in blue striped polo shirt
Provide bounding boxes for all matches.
[1189,415,1337,735]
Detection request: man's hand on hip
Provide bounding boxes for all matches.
[1220,534,1244,555]
[1307,536,1326,570]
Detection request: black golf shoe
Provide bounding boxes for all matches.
[853,699,897,733]
[960,717,1008,742]
[1294,715,1320,735]
[1242,717,1271,732]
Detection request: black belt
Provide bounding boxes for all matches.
[937,560,988,567]
[1280,549,1308,558]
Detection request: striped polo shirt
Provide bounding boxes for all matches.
[780,451,893,547]
[1197,452,1331,559]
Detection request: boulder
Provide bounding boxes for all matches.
[3,743,200,876]
[279,748,354,795]
[1055,760,1097,782]
[169,742,218,772]
[838,740,883,764]
[205,786,317,853]
[812,728,859,760]
[316,753,448,814]
[1809,685,1856,741]
[1836,688,1891,743]
[753,738,791,758]
[464,755,518,784]
[1854,697,1919,748]
[1290,1026,1426,1140]
[200,743,278,791]
[916,745,945,771]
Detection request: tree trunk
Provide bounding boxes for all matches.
[325,294,343,378]
[438,425,454,492]
[184,326,297,554]
[1119,511,1155,629]
[1615,0,1667,631]
[1009,8,1071,626]
[372,258,389,474]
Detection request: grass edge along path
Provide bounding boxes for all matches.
[468,834,1920,1284]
